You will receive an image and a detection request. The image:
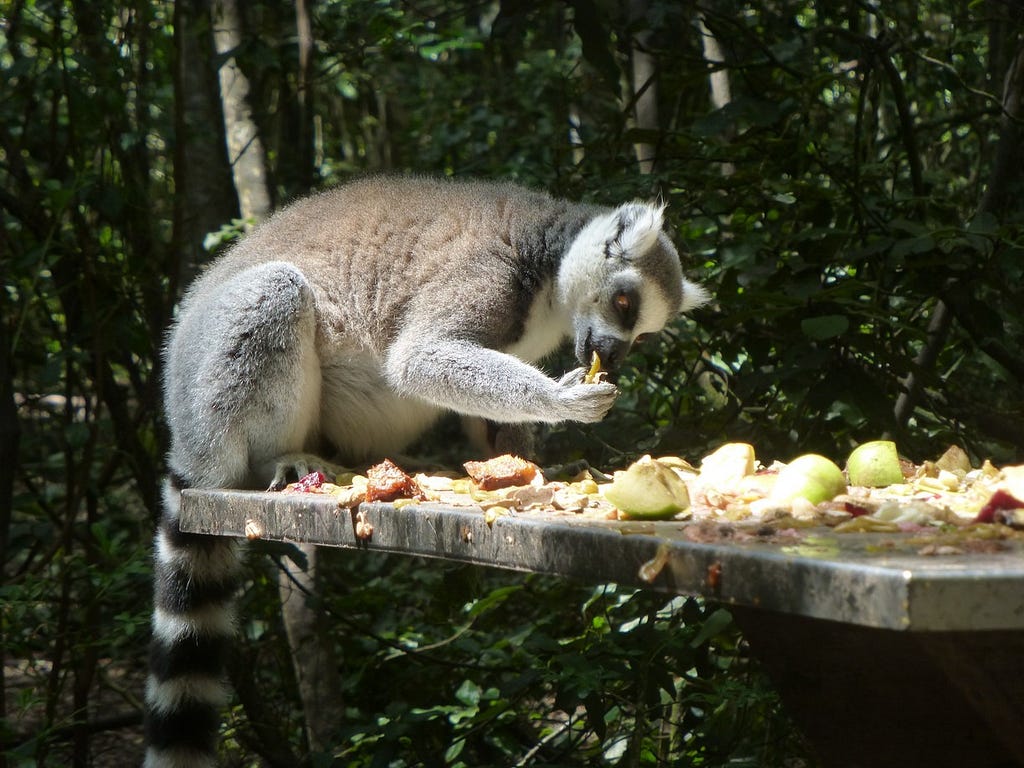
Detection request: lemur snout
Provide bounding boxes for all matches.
[582,332,633,372]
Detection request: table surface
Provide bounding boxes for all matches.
[180,488,1024,633]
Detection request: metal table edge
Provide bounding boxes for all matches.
[179,488,1024,633]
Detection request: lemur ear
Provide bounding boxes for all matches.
[606,201,665,260]
[679,278,711,313]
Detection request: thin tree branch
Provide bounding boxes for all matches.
[876,42,925,199]
[894,37,1024,430]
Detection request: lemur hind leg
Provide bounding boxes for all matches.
[146,262,323,768]
[165,260,324,490]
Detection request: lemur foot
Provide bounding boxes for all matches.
[489,421,538,458]
[268,453,350,491]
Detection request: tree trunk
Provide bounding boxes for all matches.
[296,0,316,188]
[277,548,345,753]
[979,41,1024,216]
[629,0,658,175]
[0,265,17,768]
[172,0,237,289]
[212,0,273,223]
[208,0,345,753]
[697,11,735,176]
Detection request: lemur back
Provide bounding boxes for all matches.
[145,176,706,767]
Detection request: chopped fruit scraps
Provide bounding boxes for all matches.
[283,470,367,507]
[275,442,1024,538]
[975,466,1024,525]
[354,509,374,540]
[463,455,539,491]
[365,459,425,503]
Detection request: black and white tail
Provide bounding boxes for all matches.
[144,479,243,768]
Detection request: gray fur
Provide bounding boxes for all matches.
[145,176,706,766]
[164,176,705,476]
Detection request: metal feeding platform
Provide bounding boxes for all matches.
[181,489,1024,768]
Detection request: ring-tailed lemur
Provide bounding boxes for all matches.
[145,176,707,767]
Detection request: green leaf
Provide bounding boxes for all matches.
[801,315,849,340]
[455,678,483,707]
[689,608,734,648]
[968,211,998,235]
[465,584,521,617]
[890,234,935,259]
[444,740,466,763]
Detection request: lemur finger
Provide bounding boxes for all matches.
[557,367,588,387]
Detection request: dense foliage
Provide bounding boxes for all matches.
[2,0,1021,765]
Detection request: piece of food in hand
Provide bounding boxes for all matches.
[603,455,691,520]
[699,443,756,489]
[770,454,847,505]
[846,440,904,488]
[365,459,424,502]
[463,454,540,491]
[583,351,606,384]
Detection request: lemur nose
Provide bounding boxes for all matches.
[587,335,633,372]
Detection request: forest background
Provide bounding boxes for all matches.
[2,0,1023,766]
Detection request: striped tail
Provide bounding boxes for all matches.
[144,479,243,768]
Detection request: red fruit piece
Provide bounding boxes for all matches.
[295,470,329,492]
[975,488,1024,524]
[844,501,872,518]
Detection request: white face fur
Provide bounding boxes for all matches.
[557,201,706,370]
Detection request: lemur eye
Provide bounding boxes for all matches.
[612,288,639,329]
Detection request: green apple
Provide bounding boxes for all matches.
[846,440,903,488]
[771,454,847,505]
[604,455,691,520]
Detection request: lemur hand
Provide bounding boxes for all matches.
[555,368,619,423]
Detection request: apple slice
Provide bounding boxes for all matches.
[603,455,691,520]
[771,454,847,505]
[699,442,756,489]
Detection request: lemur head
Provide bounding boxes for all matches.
[558,201,708,371]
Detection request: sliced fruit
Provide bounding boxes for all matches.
[699,443,756,488]
[771,454,847,505]
[935,445,972,476]
[463,454,539,490]
[603,455,691,520]
[846,440,903,488]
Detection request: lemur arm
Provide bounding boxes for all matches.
[384,335,617,424]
